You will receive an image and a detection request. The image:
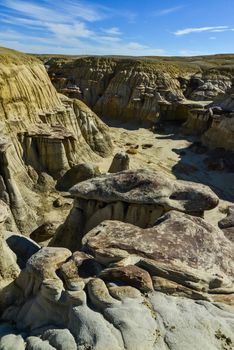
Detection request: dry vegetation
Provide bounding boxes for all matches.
[0,47,39,65]
[36,52,234,77]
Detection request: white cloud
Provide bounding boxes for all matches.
[154,6,183,16]
[4,0,105,22]
[127,42,148,50]
[209,36,216,40]
[174,26,229,36]
[47,22,94,39]
[102,27,122,35]
[0,0,163,56]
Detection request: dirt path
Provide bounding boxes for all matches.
[98,121,234,226]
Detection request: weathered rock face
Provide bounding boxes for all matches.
[202,114,234,150]
[0,210,234,349]
[218,206,234,242]
[182,88,234,150]
[45,55,234,152]
[108,152,130,173]
[0,200,20,313]
[51,169,219,251]
[0,48,113,233]
[84,213,234,294]
[56,162,100,192]
[47,57,188,123]
[184,71,232,101]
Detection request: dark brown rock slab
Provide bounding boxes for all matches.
[100,265,153,292]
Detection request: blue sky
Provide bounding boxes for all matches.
[0,0,233,56]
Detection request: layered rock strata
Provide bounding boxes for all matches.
[0,209,233,349]
[183,89,234,150]
[46,55,234,151]
[51,169,219,251]
[0,48,113,233]
[47,57,188,123]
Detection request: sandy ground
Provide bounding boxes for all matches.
[98,120,234,227]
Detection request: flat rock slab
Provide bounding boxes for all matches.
[84,211,234,291]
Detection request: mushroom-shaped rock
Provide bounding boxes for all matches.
[70,169,218,211]
[108,152,130,173]
[84,211,234,294]
[52,169,219,251]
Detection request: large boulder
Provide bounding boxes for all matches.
[108,152,130,173]
[218,206,234,242]
[1,211,234,349]
[84,211,234,295]
[51,169,219,251]
[56,162,100,191]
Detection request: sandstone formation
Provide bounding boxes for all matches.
[218,206,234,242]
[29,221,59,244]
[56,162,100,192]
[108,152,130,173]
[51,169,219,251]
[0,48,233,349]
[180,86,234,150]
[0,210,233,349]
[47,57,188,123]
[182,70,232,101]
[84,213,234,295]
[0,48,113,233]
[0,200,20,314]
[45,55,234,151]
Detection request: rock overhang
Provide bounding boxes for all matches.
[69,169,219,213]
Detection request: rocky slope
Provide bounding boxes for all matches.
[0,172,233,350]
[45,57,192,122]
[0,48,233,349]
[183,88,234,150]
[44,55,234,150]
[0,48,113,233]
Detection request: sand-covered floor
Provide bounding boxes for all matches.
[98,120,234,226]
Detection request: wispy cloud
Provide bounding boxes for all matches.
[102,27,122,36]
[4,0,106,22]
[154,6,183,16]
[0,0,163,55]
[174,26,229,36]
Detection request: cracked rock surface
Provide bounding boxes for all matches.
[0,200,233,349]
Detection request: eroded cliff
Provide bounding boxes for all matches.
[0,48,113,233]
[45,55,234,150]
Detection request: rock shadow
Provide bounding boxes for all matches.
[171,141,234,202]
